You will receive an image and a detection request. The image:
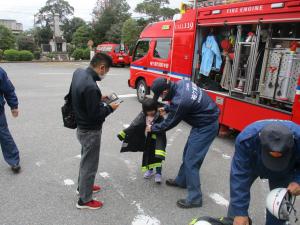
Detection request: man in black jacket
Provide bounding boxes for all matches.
[71,53,119,210]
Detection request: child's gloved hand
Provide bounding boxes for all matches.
[117,131,126,141]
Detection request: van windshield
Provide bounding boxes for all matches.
[97,46,113,53]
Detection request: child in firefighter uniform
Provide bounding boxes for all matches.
[117,99,166,183]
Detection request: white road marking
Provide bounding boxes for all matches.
[209,193,229,207]
[222,154,231,160]
[131,202,161,225]
[100,171,126,199]
[64,179,75,186]
[35,160,45,167]
[99,172,110,179]
[75,154,81,159]
[212,147,222,154]
[119,94,136,98]
[123,159,137,181]
[39,72,71,75]
[168,128,182,143]
[116,189,126,198]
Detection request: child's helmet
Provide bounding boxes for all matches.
[266,188,296,221]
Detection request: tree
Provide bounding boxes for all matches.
[135,0,179,22]
[61,17,86,43]
[0,25,15,50]
[122,19,141,50]
[72,25,92,48]
[33,26,53,46]
[17,34,36,52]
[92,0,131,44]
[92,0,130,22]
[36,0,74,26]
[160,7,180,20]
[105,23,123,43]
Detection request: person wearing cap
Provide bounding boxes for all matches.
[149,78,220,208]
[228,120,300,225]
[0,67,21,173]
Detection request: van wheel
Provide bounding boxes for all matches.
[137,79,148,103]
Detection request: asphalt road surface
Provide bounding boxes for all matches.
[0,62,298,225]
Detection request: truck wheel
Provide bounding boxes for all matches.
[137,79,148,103]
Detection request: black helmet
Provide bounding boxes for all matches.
[151,78,171,101]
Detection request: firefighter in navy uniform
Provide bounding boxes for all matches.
[148,77,220,208]
[228,120,300,225]
[0,67,21,173]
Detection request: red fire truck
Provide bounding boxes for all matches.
[129,0,300,132]
[96,43,130,67]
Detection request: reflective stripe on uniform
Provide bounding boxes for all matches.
[189,218,198,225]
[141,163,162,172]
[155,150,166,157]
[151,134,157,139]
[119,130,126,139]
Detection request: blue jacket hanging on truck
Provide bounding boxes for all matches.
[200,35,222,77]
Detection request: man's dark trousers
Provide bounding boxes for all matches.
[175,120,219,204]
[77,129,102,203]
[0,109,19,166]
[228,176,290,225]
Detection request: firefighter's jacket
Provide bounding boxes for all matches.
[118,112,167,171]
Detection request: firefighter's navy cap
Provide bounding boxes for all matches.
[151,78,170,101]
[260,123,295,172]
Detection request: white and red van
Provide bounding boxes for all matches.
[129,0,300,132]
[96,42,130,67]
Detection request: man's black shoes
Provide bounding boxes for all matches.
[176,199,202,209]
[11,165,21,173]
[166,179,186,188]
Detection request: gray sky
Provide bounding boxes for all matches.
[0,0,181,30]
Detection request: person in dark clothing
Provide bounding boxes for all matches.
[118,99,167,184]
[148,78,220,209]
[228,120,300,225]
[0,67,20,173]
[71,53,120,210]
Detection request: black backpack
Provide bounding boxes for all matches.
[61,85,77,129]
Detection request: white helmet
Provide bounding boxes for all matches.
[193,221,212,225]
[266,188,296,220]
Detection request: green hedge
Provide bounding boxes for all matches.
[72,48,84,60]
[4,49,34,61]
[83,48,90,60]
[72,48,90,60]
[4,49,20,61]
[19,50,34,61]
[0,49,3,60]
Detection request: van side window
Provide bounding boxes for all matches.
[154,39,171,59]
[133,40,150,61]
